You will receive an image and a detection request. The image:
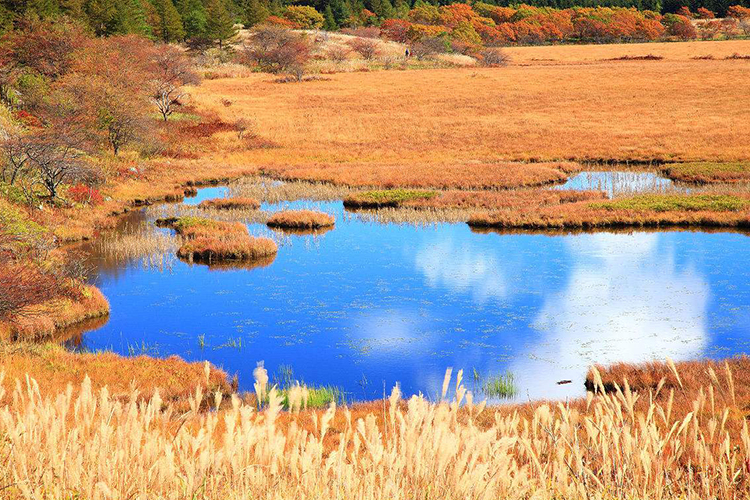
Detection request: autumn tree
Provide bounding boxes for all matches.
[283,5,324,28]
[243,26,312,79]
[149,44,200,121]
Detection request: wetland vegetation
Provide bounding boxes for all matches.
[2,11,750,499]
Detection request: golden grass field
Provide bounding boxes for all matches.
[191,40,750,181]
[2,358,750,499]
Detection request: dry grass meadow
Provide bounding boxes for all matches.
[192,40,750,181]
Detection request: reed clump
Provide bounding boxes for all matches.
[266,210,335,229]
[344,189,438,208]
[156,216,278,264]
[663,162,750,184]
[2,362,750,499]
[197,197,261,210]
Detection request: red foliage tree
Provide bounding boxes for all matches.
[380,19,412,43]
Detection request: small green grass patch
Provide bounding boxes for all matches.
[662,162,750,184]
[343,189,438,209]
[591,194,750,213]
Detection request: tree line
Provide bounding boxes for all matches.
[1,0,748,41]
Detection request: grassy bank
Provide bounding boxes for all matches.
[1,358,750,499]
[468,193,750,230]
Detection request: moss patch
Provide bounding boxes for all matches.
[343,189,438,209]
[590,194,750,213]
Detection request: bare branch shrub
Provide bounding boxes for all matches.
[410,37,447,60]
[242,27,312,80]
[326,45,351,63]
[347,38,380,60]
[478,48,510,67]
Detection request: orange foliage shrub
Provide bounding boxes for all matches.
[266,210,335,229]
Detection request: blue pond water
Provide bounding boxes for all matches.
[73,190,750,402]
[553,171,678,197]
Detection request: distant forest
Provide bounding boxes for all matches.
[0,0,748,41]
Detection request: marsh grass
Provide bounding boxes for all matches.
[228,176,352,203]
[197,197,261,210]
[592,194,750,212]
[156,216,278,264]
[343,189,438,208]
[663,162,750,184]
[469,193,750,230]
[481,371,518,399]
[252,364,348,410]
[3,360,750,498]
[266,210,335,229]
[96,230,179,270]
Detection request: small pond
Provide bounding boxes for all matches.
[553,170,679,197]
[71,186,750,402]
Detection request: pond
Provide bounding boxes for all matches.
[71,186,750,402]
[553,170,680,197]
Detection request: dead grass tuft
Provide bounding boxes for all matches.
[266,210,335,229]
[197,197,261,210]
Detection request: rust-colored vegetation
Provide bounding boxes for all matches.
[0,342,230,410]
[157,217,278,263]
[468,194,750,230]
[405,188,608,210]
[663,162,750,184]
[269,161,579,190]
[197,197,261,210]
[266,210,335,229]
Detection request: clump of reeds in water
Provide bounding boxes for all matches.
[149,203,269,225]
[197,197,261,210]
[481,371,518,399]
[251,363,347,411]
[266,210,335,230]
[96,230,179,271]
[3,360,750,499]
[156,216,277,264]
[228,176,352,203]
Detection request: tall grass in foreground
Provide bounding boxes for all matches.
[2,364,750,499]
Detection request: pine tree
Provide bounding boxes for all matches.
[112,0,151,34]
[267,0,282,15]
[177,0,207,39]
[26,0,60,19]
[59,0,86,20]
[243,0,268,26]
[323,4,336,29]
[330,0,351,25]
[85,0,116,34]
[150,0,185,41]
[368,0,392,19]
[204,0,236,48]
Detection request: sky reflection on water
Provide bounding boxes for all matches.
[75,195,750,402]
